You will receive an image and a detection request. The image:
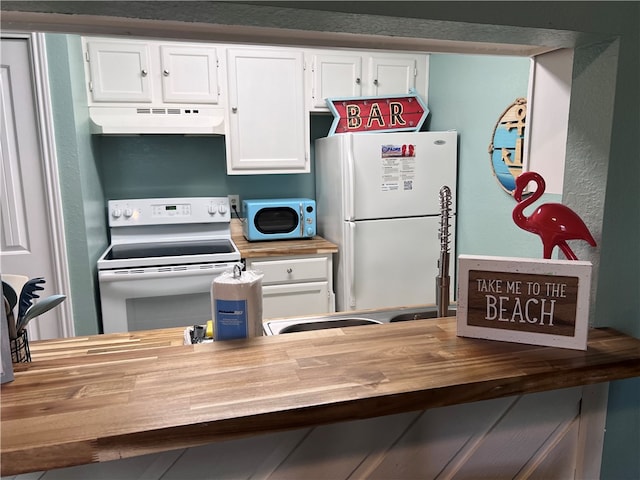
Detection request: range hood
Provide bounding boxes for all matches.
[89,106,226,135]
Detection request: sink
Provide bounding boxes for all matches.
[264,305,456,335]
[278,318,381,334]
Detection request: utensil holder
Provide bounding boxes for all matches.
[10,329,31,363]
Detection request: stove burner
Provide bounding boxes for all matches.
[105,239,236,261]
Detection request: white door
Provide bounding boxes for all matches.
[526,48,573,195]
[346,131,457,220]
[341,217,442,310]
[1,35,71,339]
[160,45,219,104]
[369,55,417,96]
[86,40,152,103]
[311,53,363,108]
[226,47,308,173]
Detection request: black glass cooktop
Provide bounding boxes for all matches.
[105,239,235,260]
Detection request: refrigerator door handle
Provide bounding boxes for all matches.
[346,221,356,309]
[345,136,355,221]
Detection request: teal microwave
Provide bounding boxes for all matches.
[242,198,316,241]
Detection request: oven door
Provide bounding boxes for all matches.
[98,262,242,333]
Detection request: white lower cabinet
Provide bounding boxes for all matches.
[261,282,330,319]
[245,254,335,319]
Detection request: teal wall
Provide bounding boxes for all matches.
[46,34,104,336]
[95,116,333,201]
[427,54,559,261]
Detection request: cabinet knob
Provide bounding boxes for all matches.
[373,79,379,86]
[141,69,148,77]
[286,268,293,274]
[232,107,238,113]
[355,77,361,85]
[163,70,170,77]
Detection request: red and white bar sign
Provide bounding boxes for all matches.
[326,92,429,135]
[457,255,592,350]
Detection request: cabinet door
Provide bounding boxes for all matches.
[369,56,417,96]
[311,54,363,109]
[226,48,308,173]
[160,45,219,104]
[249,256,329,285]
[262,282,330,319]
[86,41,152,102]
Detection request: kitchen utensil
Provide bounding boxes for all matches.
[2,281,18,314]
[4,295,18,339]
[3,282,19,339]
[16,294,66,333]
[18,277,46,321]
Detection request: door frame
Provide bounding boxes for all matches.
[2,32,74,338]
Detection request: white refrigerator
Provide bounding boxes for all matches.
[315,131,457,311]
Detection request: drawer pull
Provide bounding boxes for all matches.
[286,268,293,274]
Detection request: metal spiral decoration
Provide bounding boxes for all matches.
[439,186,453,258]
[437,185,452,317]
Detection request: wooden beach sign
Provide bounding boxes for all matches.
[457,255,592,350]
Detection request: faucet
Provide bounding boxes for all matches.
[437,186,452,317]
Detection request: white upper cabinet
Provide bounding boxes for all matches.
[159,45,219,104]
[81,38,429,171]
[369,55,418,96]
[309,54,364,109]
[86,41,152,103]
[308,50,429,111]
[84,38,220,106]
[226,47,309,174]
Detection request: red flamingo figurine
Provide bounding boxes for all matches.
[513,171,596,260]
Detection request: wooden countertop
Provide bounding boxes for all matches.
[2,316,639,476]
[231,219,338,258]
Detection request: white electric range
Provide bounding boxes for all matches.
[97,197,242,333]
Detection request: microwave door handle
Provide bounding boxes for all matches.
[299,202,304,237]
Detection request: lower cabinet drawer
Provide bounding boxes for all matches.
[262,282,330,319]
[249,256,329,285]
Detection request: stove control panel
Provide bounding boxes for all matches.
[152,203,192,218]
[108,197,231,226]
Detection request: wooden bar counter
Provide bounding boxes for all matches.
[1,316,639,476]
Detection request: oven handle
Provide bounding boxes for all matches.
[98,263,240,282]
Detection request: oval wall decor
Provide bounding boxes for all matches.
[488,97,527,194]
